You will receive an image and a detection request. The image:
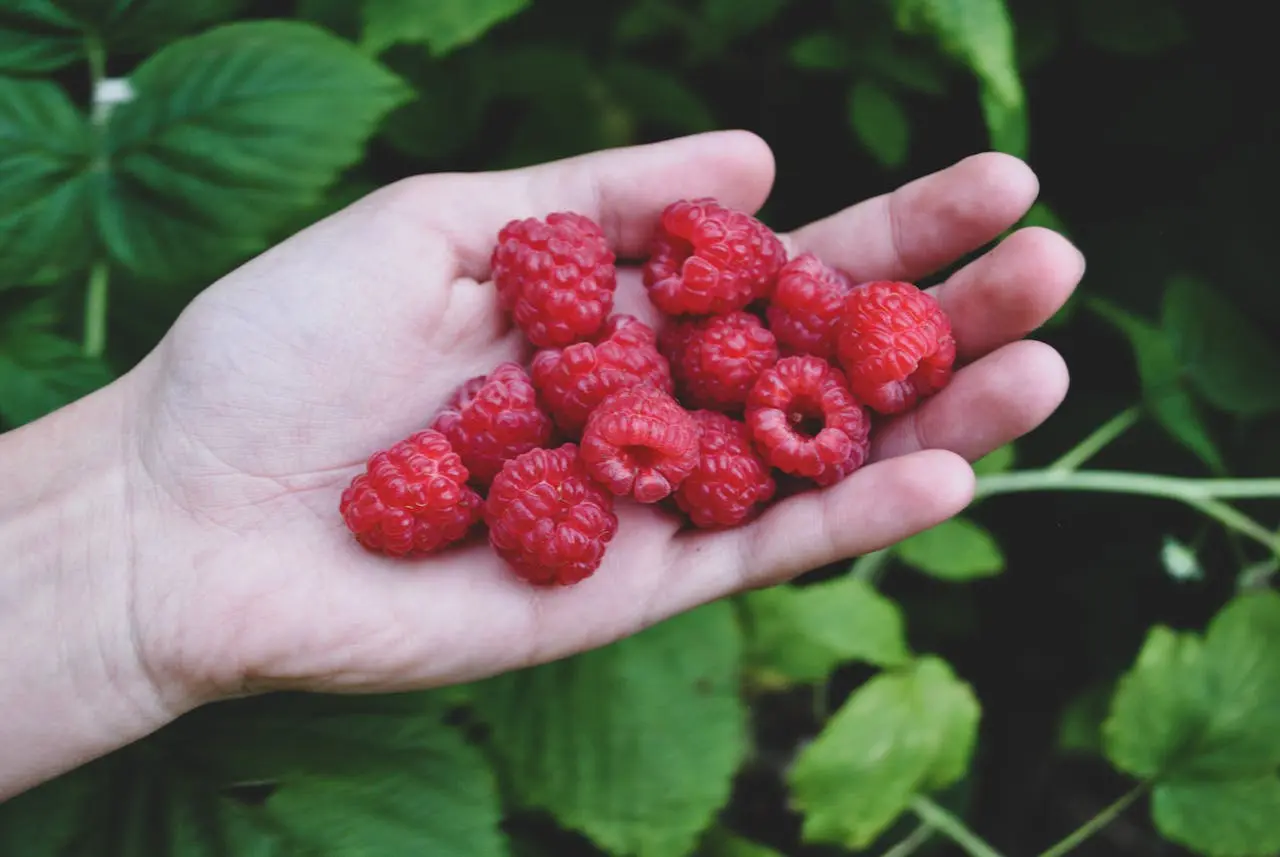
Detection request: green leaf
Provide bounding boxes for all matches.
[1074,0,1189,57]
[1090,298,1226,472]
[64,0,248,50]
[0,2,82,73]
[98,21,409,282]
[979,80,1027,157]
[788,32,853,70]
[1161,275,1280,417]
[789,657,980,850]
[700,826,787,857]
[474,603,748,857]
[1151,776,1280,857]
[0,692,506,856]
[742,576,912,687]
[895,517,1005,581]
[1104,592,1280,780]
[0,303,113,426]
[848,80,909,168]
[894,0,1023,108]
[361,0,529,57]
[861,44,949,95]
[603,60,716,133]
[381,47,492,161]
[0,76,96,288]
[972,443,1016,475]
[1056,683,1112,756]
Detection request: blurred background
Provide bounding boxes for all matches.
[2,1,1278,855]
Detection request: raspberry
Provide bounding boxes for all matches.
[836,280,957,415]
[746,355,871,486]
[491,212,617,348]
[531,314,673,436]
[675,411,776,528]
[766,253,854,360]
[670,311,779,412]
[430,362,553,485]
[339,430,483,557]
[642,197,786,316]
[485,444,619,586]
[581,385,701,503]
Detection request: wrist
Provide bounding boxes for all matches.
[0,375,191,799]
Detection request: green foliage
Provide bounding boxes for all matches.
[789,656,980,849]
[473,603,747,857]
[3,1,1280,856]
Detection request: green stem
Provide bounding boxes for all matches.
[909,796,1005,857]
[83,261,109,358]
[1183,497,1280,555]
[1048,406,1142,473]
[85,32,105,88]
[880,822,936,857]
[1035,782,1149,857]
[850,548,893,584]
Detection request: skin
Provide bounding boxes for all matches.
[0,131,1084,800]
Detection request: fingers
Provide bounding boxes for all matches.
[931,226,1085,361]
[397,130,777,279]
[871,340,1070,462]
[784,152,1039,283]
[662,450,975,609]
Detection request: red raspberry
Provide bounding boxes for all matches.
[531,314,673,436]
[766,253,854,360]
[430,362,553,485]
[485,444,619,586]
[746,356,871,486]
[670,311,779,412]
[340,430,483,557]
[581,386,701,503]
[675,411,776,529]
[836,280,956,415]
[642,197,787,316]
[491,212,617,348]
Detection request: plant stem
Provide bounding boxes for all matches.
[1048,406,1142,473]
[1035,782,1149,857]
[82,261,109,358]
[880,822,936,857]
[909,796,1005,857]
[850,548,893,584]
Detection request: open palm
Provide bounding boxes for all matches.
[126,132,1082,705]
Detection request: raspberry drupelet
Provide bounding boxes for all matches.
[580,386,701,503]
[485,444,619,586]
[430,362,553,486]
[746,355,871,487]
[339,430,484,557]
[642,197,787,316]
[836,280,957,415]
[491,211,617,348]
[675,411,776,529]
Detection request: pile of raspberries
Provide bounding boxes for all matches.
[339,198,956,586]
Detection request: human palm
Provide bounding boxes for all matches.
[124,132,1082,705]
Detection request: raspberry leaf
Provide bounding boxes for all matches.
[1150,776,1280,857]
[1090,298,1227,473]
[0,691,507,857]
[788,32,853,71]
[894,517,1005,582]
[0,301,113,427]
[979,80,1027,157]
[1104,591,1280,781]
[361,0,529,57]
[0,2,81,72]
[472,602,748,857]
[0,76,97,288]
[788,656,980,850]
[1161,275,1280,417]
[97,21,409,282]
[848,80,910,169]
[742,576,913,687]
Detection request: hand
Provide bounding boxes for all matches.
[116,131,1081,707]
